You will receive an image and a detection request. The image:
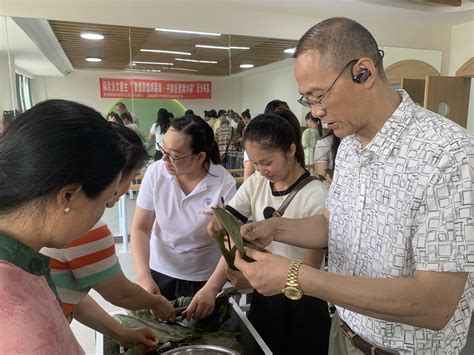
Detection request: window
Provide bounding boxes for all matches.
[15,73,32,112]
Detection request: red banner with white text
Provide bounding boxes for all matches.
[99,78,211,99]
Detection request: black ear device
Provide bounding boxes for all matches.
[352,68,371,83]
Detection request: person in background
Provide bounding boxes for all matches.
[41,123,174,352]
[169,112,175,120]
[121,112,141,135]
[235,17,474,355]
[313,128,340,186]
[107,112,125,125]
[302,112,322,169]
[0,109,19,135]
[184,109,195,118]
[215,117,238,169]
[241,109,251,127]
[115,102,139,127]
[148,108,171,161]
[243,100,290,180]
[212,109,227,135]
[203,109,217,131]
[263,99,289,114]
[0,99,127,354]
[187,107,330,354]
[131,115,236,302]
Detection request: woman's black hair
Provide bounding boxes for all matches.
[107,112,124,126]
[243,107,305,168]
[305,112,323,137]
[120,112,133,124]
[241,109,251,120]
[264,99,289,114]
[170,115,220,168]
[110,123,148,179]
[0,99,126,215]
[184,109,195,117]
[156,108,171,135]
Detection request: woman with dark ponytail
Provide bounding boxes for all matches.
[131,115,236,301]
[186,107,330,354]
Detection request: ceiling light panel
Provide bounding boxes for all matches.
[80,32,104,40]
[195,45,250,50]
[155,28,221,36]
[175,58,218,64]
[140,49,191,56]
[85,57,102,62]
[133,61,174,66]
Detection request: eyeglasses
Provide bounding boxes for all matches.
[157,142,194,164]
[298,59,358,109]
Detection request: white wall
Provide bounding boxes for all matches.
[238,59,306,124]
[30,69,237,117]
[449,20,474,133]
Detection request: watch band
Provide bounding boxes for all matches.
[286,259,302,287]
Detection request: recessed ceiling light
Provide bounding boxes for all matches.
[140,49,191,56]
[240,64,254,69]
[195,45,250,50]
[175,58,218,64]
[133,61,174,66]
[284,47,296,54]
[85,57,102,62]
[81,32,104,40]
[155,28,221,36]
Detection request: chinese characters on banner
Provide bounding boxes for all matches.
[99,78,212,99]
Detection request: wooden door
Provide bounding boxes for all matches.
[401,78,426,106]
[424,76,471,128]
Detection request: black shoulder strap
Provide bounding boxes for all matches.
[273,175,318,217]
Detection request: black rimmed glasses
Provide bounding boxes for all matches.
[297,59,358,109]
[157,142,194,164]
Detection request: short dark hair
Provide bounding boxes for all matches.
[0,99,126,215]
[107,112,124,125]
[243,107,305,168]
[217,109,227,117]
[295,17,385,79]
[171,115,220,166]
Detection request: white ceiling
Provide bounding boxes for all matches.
[0,17,62,76]
[1,0,473,76]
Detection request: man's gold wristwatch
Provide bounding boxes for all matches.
[282,259,303,300]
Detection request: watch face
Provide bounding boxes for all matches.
[283,286,303,300]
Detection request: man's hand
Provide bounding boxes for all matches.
[240,218,278,248]
[234,247,291,296]
[149,294,175,321]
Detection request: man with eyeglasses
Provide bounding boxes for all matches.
[234,17,474,354]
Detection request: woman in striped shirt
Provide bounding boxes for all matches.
[41,123,175,352]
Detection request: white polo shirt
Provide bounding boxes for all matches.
[137,160,236,281]
[226,170,327,261]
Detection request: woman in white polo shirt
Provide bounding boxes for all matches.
[186,107,330,354]
[131,115,236,301]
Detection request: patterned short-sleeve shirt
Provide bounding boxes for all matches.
[327,90,474,354]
